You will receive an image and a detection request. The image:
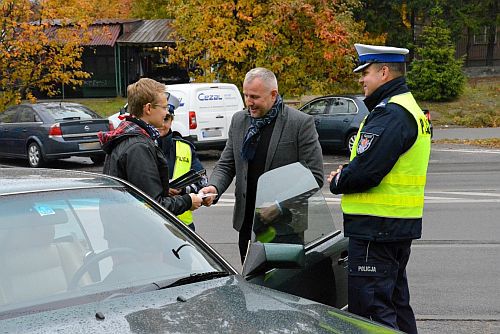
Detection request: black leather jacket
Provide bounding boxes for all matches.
[100,121,192,216]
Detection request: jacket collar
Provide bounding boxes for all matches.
[364,76,409,111]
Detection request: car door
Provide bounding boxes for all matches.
[300,98,332,143]
[11,106,40,156]
[319,97,358,148]
[244,163,348,309]
[0,107,21,156]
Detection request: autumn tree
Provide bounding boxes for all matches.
[167,0,382,96]
[131,0,173,19]
[0,0,130,111]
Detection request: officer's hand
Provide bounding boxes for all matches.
[327,165,343,183]
[199,186,217,206]
[259,204,281,223]
[189,193,203,211]
[169,188,181,196]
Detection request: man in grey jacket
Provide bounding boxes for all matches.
[201,67,323,262]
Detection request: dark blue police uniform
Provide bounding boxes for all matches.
[330,77,420,334]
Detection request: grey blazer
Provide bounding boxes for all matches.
[209,104,324,231]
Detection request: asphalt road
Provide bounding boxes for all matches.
[1,127,499,333]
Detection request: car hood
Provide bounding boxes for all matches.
[1,276,396,333]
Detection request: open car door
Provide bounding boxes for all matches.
[243,162,348,309]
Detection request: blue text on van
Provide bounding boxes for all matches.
[198,93,223,101]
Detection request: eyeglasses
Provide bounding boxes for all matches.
[151,91,171,110]
[153,104,169,110]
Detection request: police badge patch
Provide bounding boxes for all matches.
[356,132,378,155]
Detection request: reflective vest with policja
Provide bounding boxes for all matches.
[172,140,194,225]
[341,92,431,218]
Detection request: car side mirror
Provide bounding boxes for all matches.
[242,242,305,277]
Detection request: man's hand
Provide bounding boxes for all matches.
[189,193,203,211]
[199,185,217,206]
[327,165,344,184]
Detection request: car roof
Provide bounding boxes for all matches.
[0,168,123,195]
[14,102,89,108]
[308,94,365,100]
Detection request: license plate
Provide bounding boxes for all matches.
[79,142,101,150]
[202,129,222,138]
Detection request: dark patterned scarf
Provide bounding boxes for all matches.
[127,116,161,141]
[241,95,282,161]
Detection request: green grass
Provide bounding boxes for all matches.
[420,77,499,127]
[64,97,126,117]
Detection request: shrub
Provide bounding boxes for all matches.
[407,6,465,101]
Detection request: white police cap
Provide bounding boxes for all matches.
[353,43,409,73]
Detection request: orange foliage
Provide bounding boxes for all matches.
[167,0,382,96]
[0,0,130,110]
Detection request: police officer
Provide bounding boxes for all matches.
[158,101,208,231]
[328,44,431,333]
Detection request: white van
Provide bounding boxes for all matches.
[168,83,244,149]
[108,83,244,149]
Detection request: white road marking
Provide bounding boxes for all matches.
[200,190,500,206]
[432,148,500,154]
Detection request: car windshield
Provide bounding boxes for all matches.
[42,105,100,121]
[0,187,224,316]
[251,162,336,245]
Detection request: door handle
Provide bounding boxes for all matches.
[216,115,224,119]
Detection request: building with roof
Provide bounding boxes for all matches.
[46,19,189,99]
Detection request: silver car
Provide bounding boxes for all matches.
[0,167,398,333]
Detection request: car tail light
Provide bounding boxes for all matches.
[48,123,62,137]
[108,121,115,131]
[189,111,197,129]
[423,109,431,121]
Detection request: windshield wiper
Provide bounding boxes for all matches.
[155,271,230,290]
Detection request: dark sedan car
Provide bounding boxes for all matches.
[0,102,112,167]
[300,95,369,153]
[300,95,433,153]
[0,167,398,333]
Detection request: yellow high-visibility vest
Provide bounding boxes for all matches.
[172,140,193,225]
[341,92,431,218]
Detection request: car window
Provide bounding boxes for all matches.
[0,108,19,123]
[18,108,37,123]
[0,187,224,314]
[252,162,336,246]
[42,105,101,121]
[301,99,329,115]
[328,98,350,115]
[346,99,358,114]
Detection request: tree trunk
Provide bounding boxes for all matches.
[466,27,472,67]
[485,0,498,66]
